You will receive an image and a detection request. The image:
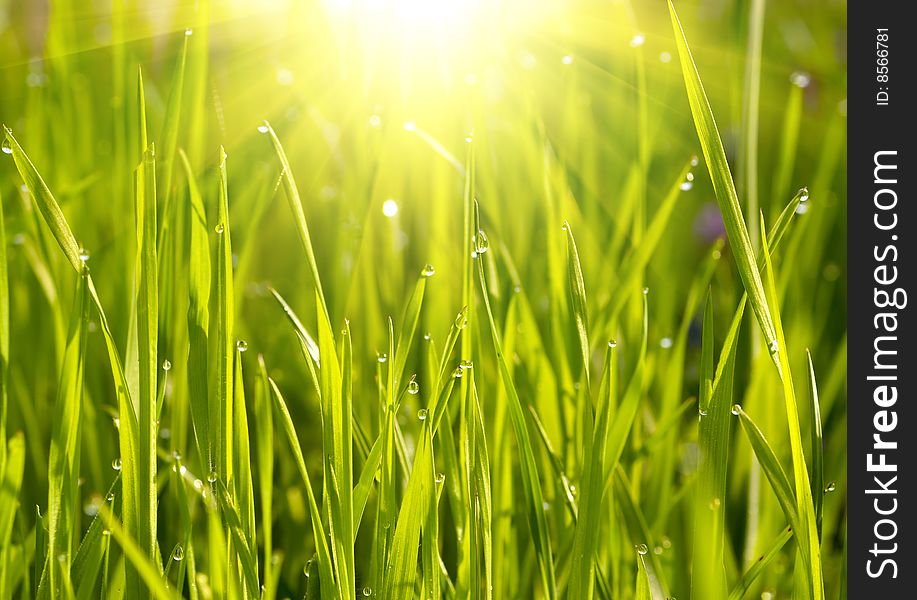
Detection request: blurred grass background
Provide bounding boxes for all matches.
[0,0,846,598]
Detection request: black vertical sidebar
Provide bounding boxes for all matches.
[848,1,913,595]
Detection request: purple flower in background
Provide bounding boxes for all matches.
[694,202,726,243]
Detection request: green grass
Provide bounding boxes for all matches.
[0,0,846,598]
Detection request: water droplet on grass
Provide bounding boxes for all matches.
[790,71,811,88]
[824,482,836,493]
[214,223,225,234]
[608,340,618,348]
[454,308,469,329]
[236,339,248,352]
[421,264,435,277]
[377,353,388,363]
[634,543,648,555]
[460,360,473,370]
[680,181,693,191]
[184,28,193,36]
[162,359,172,371]
[172,546,185,561]
[435,472,445,484]
[257,123,269,134]
[768,340,779,354]
[112,458,122,471]
[407,379,420,395]
[362,587,373,597]
[731,404,742,416]
[475,230,489,254]
[208,470,218,483]
[417,409,428,421]
[79,247,90,262]
[1,140,11,154]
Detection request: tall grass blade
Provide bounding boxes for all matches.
[668,1,778,351]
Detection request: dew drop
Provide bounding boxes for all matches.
[454,308,469,330]
[1,140,11,154]
[474,230,489,254]
[798,187,810,203]
[634,543,649,555]
[106,492,115,502]
[207,470,218,483]
[660,337,673,349]
[435,472,445,484]
[452,367,463,379]
[377,353,388,363]
[460,359,473,370]
[417,408,428,421]
[102,529,111,536]
[421,263,436,277]
[824,482,836,493]
[698,407,708,417]
[184,28,193,36]
[79,247,90,262]
[172,546,185,561]
[790,71,811,88]
[768,340,779,354]
[362,587,373,597]
[686,172,695,182]
[236,339,248,352]
[193,479,203,491]
[407,379,420,395]
[257,123,270,134]
[642,287,649,296]
[423,333,432,341]
[608,340,618,348]
[731,404,742,416]
[214,223,225,234]
[111,458,122,471]
[680,181,693,191]
[690,155,699,167]
[162,359,172,371]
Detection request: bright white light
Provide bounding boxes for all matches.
[324,0,482,27]
[382,199,399,217]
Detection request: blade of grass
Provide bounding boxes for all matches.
[0,434,25,595]
[474,202,556,600]
[805,351,824,539]
[268,378,338,599]
[668,2,778,352]
[568,343,615,599]
[728,526,794,600]
[179,149,212,471]
[254,356,274,598]
[45,267,90,596]
[97,507,180,600]
[759,218,823,598]
[214,146,234,483]
[692,291,741,600]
